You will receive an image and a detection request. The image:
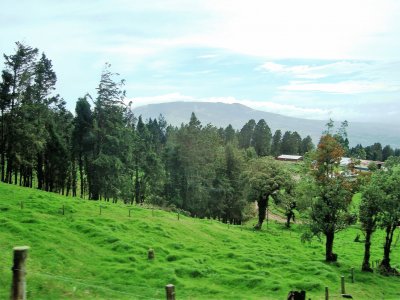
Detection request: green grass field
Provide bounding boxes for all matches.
[0,182,399,299]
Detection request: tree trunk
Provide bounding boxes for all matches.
[135,162,140,204]
[79,154,83,198]
[71,158,76,197]
[380,224,397,274]
[6,161,12,184]
[254,193,268,230]
[37,153,43,189]
[29,168,33,188]
[0,108,5,182]
[0,146,4,182]
[325,230,337,262]
[286,211,294,228]
[19,166,23,186]
[362,228,373,272]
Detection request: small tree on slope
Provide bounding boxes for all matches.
[307,135,356,262]
[241,157,294,230]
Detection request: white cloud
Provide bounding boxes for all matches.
[201,0,400,60]
[259,61,370,79]
[197,54,218,59]
[280,80,399,94]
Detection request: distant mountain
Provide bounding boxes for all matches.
[133,102,400,148]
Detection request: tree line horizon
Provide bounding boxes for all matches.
[0,42,398,207]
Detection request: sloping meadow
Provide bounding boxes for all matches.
[0,183,399,299]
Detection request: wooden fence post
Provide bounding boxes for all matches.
[148,248,155,260]
[341,275,345,294]
[325,286,329,300]
[20,201,23,210]
[177,212,180,220]
[99,206,102,215]
[11,246,29,300]
[165,284,175,300]
[351,267,354,283]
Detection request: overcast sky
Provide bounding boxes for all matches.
[1,0,400,124]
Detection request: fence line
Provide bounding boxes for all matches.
[0,265,160,300]
[30,271,158,299]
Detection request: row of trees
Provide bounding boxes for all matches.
[360,158,400,274]
[301,135,400,274]
[0,42,319,223]
[242,126,400,274]
[350,143,400,162]
[0,42,73,193]
[237,119,314,156]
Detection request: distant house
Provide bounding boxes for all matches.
[340,157,352,167]
[340,157,384,171]
[276,154,303,162]
[356,159,384,171]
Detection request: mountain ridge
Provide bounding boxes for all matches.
[133,101,400,148]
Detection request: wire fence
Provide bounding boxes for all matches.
[0,262,162,299]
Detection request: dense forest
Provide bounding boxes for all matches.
[2,42,400,277]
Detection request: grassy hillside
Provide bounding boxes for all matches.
[0,183,399,299]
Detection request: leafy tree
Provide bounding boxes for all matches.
[43,104,73,193]
[271,130,282,156]
[300,135,314,155]
[211,143,246,223]
[280,131,293,154]
[274,186,297,228]
[306,135,355,262]
[88,63,126,200]
[281,131,303,155]
[133,116,166,204]
[0,71,12,182]
[252,119,272,156]
[382,145,394,161]
[291,131,302,154]
[334,120,350,155]
[72,95,93,198]
[224,124,236,144]
[32,53,58,190]
[359,174,382,272]
[2,42,38,183]
[350,144,366,159]
[324,118,334,134]
[164,114,222,217]
[241,157,294,230]
[368,143,383,161]
[238,119,255,149]
[377,164,400,274]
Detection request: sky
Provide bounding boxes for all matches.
[1,0,400,124]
